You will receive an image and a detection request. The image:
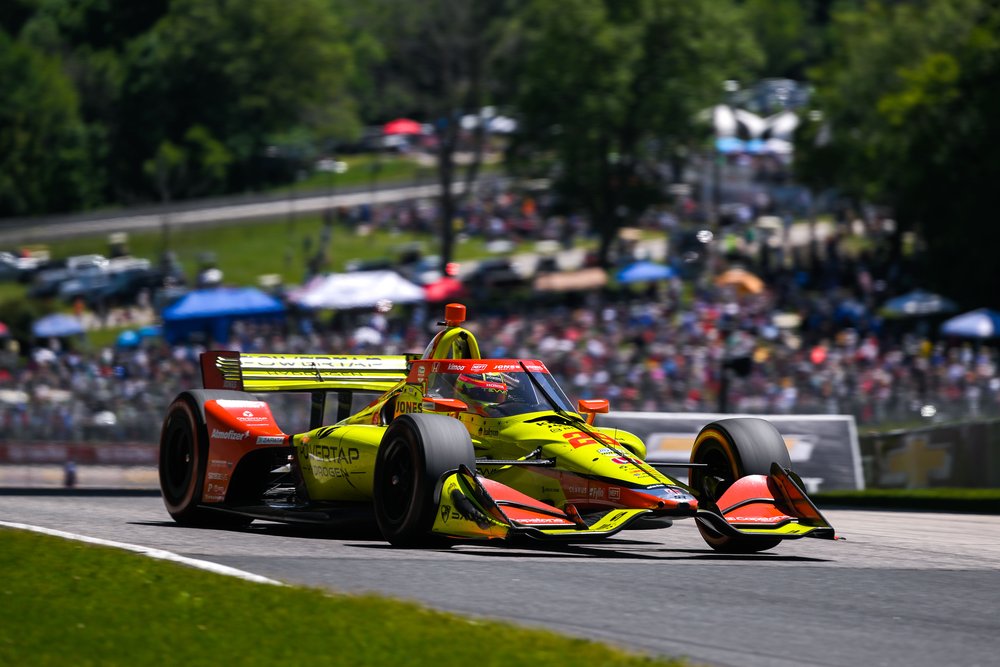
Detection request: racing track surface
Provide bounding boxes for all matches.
[3,493,999,667]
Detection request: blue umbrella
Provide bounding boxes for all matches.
[940,308,1000,339]
[31,313,84,338]
[137,324,162,339]
[116,330,140,348]
[880,289,957,318]
[617,261,676,284]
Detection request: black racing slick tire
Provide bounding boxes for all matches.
[690,418,791,554]
[158,393,248,528]
[373,413,475,547]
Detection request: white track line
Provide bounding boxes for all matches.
[0,521,283,586]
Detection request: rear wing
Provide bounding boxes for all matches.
[200,350,414,393]
[201,351,417,430]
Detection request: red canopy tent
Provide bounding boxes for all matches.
[424,276,467,302]
[383,118,423,135]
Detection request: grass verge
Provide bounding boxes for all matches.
[0,528,685,667]
[814,488,1000,514]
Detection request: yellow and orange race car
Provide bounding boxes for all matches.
[159,304,836,552]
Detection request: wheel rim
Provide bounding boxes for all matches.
[694,444,737,502]
[163,417,194,501]
[380,437,416,524]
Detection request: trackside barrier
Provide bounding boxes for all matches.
[8,415,997,489]
[0,442,156,466]
[858,419,1000,489]
[596,412,864,492]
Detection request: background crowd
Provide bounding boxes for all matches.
[3,191,998,445]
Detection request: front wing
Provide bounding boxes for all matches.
[695,463,838,541]
[430,465,650,541]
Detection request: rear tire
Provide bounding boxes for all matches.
[373,414,475,546]
[690,418,791,553]
[158,394,248,528]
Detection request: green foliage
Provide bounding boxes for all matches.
[0,293,43,344]
[799,0,1000,308]
[508,0,761,263]
[115,0,355,199]
[740,0,830,80]
[143,125,233,202]
[0,528,682,667]
[0,29,92,216]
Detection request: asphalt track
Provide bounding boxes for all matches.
[3,493,999,667]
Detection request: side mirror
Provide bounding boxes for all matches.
[423,396,468,414]
[577,398,609,425]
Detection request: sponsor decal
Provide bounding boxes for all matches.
[608,487,621,500]
[397,399,421,414]
[471,363,490,372]
[727,514,789,524]
[439,505,462,523]
[209,459,234,468]
[301,443,360,464]
[589,487,605,499]
[533,419,572,433]
[256,435,285,445]
[241,355,397,370]
[416,365,426,378]
[515,517,570,525]
[447,363,465,371]
[431,362,441,373]
[211,429,249,441]
[310,466,359,479]
[477,426,499,438]
[206,471,229,481]
[215,400,266,409]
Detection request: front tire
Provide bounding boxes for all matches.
[690,418,791,553]
[373,414,475,546]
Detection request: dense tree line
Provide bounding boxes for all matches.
[2,0,999,306]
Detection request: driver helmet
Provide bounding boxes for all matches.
[455,372,508,407]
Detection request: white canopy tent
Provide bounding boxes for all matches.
[288,270,426,310]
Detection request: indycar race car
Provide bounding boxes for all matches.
[159,303,836,552]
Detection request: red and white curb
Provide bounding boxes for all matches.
[0,520,283,586]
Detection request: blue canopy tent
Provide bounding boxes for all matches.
[32,313,84,338]
[161,287,286,344]
[939,308,1000,339]
[616,261,676,284]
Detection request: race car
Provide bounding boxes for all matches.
[158,303,836,552]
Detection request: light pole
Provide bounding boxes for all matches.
[314,158,348,275]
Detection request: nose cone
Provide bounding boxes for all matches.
[637,485,699,515]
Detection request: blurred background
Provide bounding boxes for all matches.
[1,0,999,489]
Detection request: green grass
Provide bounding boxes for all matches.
[0,528,685,667]
[814,488,1000,513]
[286,153,437,193]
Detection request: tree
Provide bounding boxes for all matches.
[0,30,91,216]
[798,0,1000,308]
[116,0,355,199]
[345,0,516,274]
[508,0,760,266]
